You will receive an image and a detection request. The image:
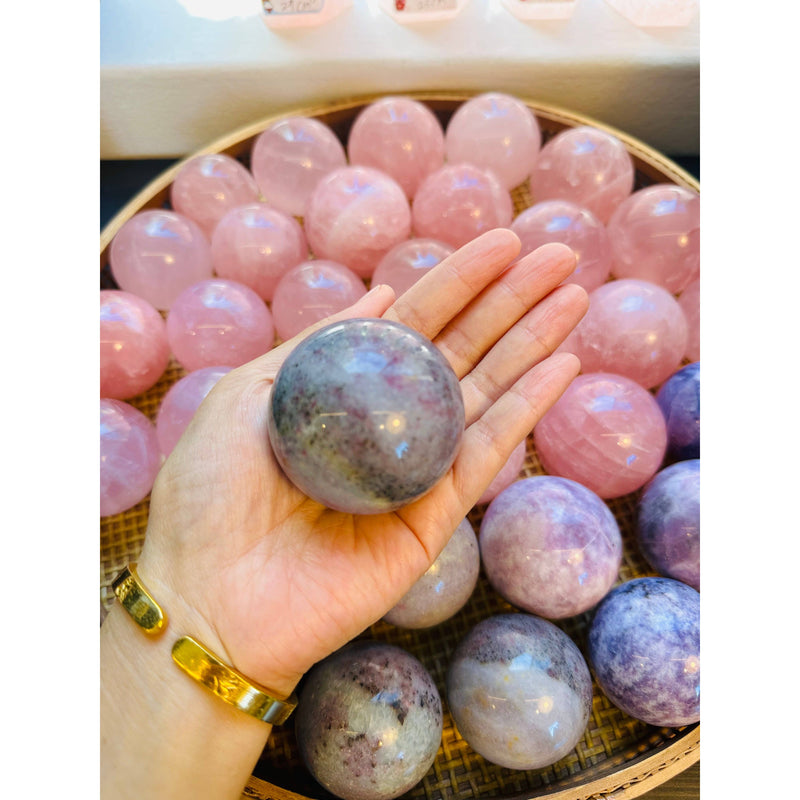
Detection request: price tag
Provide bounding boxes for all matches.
[263,0,325,14]
[393,0,458,12]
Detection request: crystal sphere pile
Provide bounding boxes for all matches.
[268,318,464,514]
[295,640,442,800]
[656,361,700,460]
[100,290,170,400]
[370,238,454,297]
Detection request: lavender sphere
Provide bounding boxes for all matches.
[656,361,700,460]
[268,318,464,514]
[480,476,622,619]
[295,640,442,800]
[384,518,479,629]
[637,460,700,590]
[588,577,700,726]
[446,613,592,769]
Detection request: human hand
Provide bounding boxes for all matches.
[137,228,589,699]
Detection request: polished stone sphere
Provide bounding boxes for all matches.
[295,640,442,800]
[656,361,700,461]
[268,318,464,514]
[446,613,593,769]
[476,439,526,505]
[678,278,700,362]
[588,577,700,726]
[371,238,454,297]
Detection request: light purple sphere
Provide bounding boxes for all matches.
[210,202,309,301]
[608,183,700,294]
[445,92,542,190]
[166,279,275,371]
[155,366,232,457]
[446,613,593,770]
[588,577,700,727]
[510,200,613,292]
[656,361,700,461]
[100,398,161,517]
[371,238,454,297]
[530,125,635,223]
[412,163,514,248]
[295,640,442,800]
[637,460,700,590]
[558,278,688,389]
[109,210,214,310]
[304,166,412,279]
[476,439,527,505]
[250,116,347,218]
[348,96,446,199]
[534,372,668,499]
[271,260,367,341]
[169,153,260,239]
[480,476,622,619]
[678,278,700,362]
[384,518,479,629]
[100,290,170,400]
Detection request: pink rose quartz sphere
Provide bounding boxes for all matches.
[100,290,170,400]
[412,163,514,249]
[530,126,635,223]
[678,278,700,362]
[371,238,455,297]
[534,372,667,499]
[607,183,700,294]
[109,210,214,310]
[444,92,541,190]
[250,117,347,218]
[210,202,308,301]
[476,439,527,505]
[156,366,232,457]
[169,153,260,239]
[100,399,161,517]
[304,166,412,279]
[558,279,688,389]
[166,279,275,371]
[348,96,446,199]
[510,200,613,292]
[271,260,367,341]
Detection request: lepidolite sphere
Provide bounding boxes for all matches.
[100,290,170,400]
[371,238,454,297]
[304,166,412,279]
[511,200,613,292]
[348,96,445,199]
[656,362,700,461]
[444,92,541,190]
[384,518,479,629]
[100,399,161,517]
[529,125,634,223]
[446,613,592,770]
[210,202,308,301]
[412,163,514,248]
[166,279,274,371]
[169,153,260,238]
[558,278,688,389]
[534,372,667,498]
[607,183,700,294]
[271,260,367,341]
[109,210,214,310]
[268,318,464,514]
[295,641,442,800]
[155,366,232,457]
[250,116,347,217]
[588,577,700,726]
[480,476,622,619]
[637,460,700,590]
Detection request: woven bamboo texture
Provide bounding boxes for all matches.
[100,93,700,800]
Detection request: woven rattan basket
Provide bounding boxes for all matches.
[100,92,700,800]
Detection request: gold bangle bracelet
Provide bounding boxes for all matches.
[111,564,297,725]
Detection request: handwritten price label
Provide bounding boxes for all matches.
[395,0,458,11]
[263,0,325,14]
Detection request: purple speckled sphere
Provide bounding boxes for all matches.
[480,476,622,619]
[268,318,464,514]
[588,577,700,727]
[295,640,442,800]
[384,518,479,629]
[637,460,700,590]
[656,362,700,461]
[446,613,592,770]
